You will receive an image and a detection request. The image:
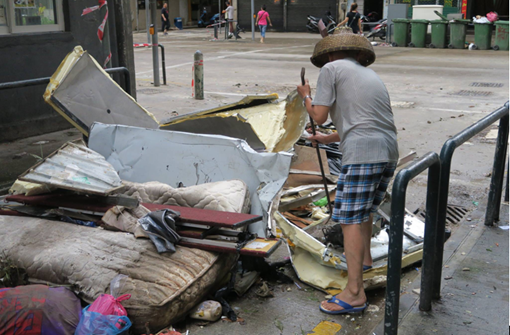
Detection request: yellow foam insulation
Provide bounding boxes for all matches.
[277,212,424,291]
[9,180,55,196]
[160,91,307,153]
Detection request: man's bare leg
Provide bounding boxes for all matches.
[320,223,367,312]
[361,214,374,267]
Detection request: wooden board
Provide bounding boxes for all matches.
[143,203,262,229]
[286,145,331,187]
[178,237,281,258]
[6,194,263,229]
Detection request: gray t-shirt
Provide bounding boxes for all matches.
[312,58,399,165]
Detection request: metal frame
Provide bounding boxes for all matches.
[432,101,509,300]
[384,101,509,335]
[0,67,132,96]
[133,43,166,85]
[384,151,441,335]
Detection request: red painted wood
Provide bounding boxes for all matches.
[143,203,261,228]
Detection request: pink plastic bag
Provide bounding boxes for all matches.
[88,274,131,317]
[88,293,131,316]
[487,12,498,22]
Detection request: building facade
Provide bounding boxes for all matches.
[0,0,135,143]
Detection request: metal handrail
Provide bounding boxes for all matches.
[133,43,166,85]
[384,151,441,335]
[0,67,132,97]
[432,101,509,299]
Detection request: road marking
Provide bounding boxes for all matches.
[135,44,314,75]
[205,91,251,96]
[427,108,485,114]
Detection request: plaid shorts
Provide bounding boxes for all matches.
[332,162,397,225]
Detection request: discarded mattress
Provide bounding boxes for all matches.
[0,179,250,334]
[120,180,251,214]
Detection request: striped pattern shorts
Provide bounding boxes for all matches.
[332,162,397,225]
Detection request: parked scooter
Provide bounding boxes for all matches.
[306,11,337,35]
[365,18,387,40]
[198,9,220,28]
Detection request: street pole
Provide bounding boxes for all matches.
[145,0,150,43]
[193,51,204,100]
[251,0,254,41]
[150,0,160,87]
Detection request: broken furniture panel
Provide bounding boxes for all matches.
[179,237,281,257]
[5,194,262,230]
[160,91,308,153]
[43,46,159,136]
[18,140,123,196]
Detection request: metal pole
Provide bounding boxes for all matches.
[158,44,167,85]
[505,160,509,202]
[419,155,441,312]
[146,0,150,44]
[193,50,204,100]
[384,170,408,335]
[485,114,509,225]
[251,0,255,41]
[150,0,160,87]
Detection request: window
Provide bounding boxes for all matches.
[0,0,64,34]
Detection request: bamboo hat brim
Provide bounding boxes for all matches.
[310,27,376,68]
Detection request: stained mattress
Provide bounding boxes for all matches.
[0,179,250,334]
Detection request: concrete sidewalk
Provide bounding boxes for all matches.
[374,199,509,335]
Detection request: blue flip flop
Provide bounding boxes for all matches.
[320,297,368,315]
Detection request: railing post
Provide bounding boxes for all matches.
[433,143,454,300]
[384,170,409,335]
[485,113,509,225]
[158,44,167,85]
[419,155,441,311]
[505,161,509,203]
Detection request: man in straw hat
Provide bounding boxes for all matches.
[297,27,399,314]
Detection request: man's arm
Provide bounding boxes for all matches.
[161,12,166,20]
[297,79,329,125]
[308,132,340,145]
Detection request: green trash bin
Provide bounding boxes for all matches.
[473,22,493,50]
[392,18,410,47]
[494,21,509,50]
[430,20,448,48]
[409,19,429,48]
[448,19,470,49]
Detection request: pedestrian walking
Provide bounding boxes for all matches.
[161,3,170,35]
[222,1,235,37]
[256,5,272,43]
[297,27,399,315]
[337,3,362,35]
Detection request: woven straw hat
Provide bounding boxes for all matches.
[310,27,376,68]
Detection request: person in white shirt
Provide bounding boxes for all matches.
[222,1,235,35]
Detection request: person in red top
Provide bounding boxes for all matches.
[256,5,272,43]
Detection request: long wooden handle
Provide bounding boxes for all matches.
[300,67,333,217]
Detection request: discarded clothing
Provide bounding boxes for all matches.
[138,209,181,253]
